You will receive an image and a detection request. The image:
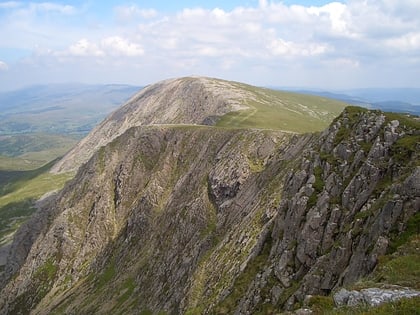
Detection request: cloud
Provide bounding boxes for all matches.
[0,61,8,71]
[0,0,419,90]
[115,5,158,22]
[52,37,143,58]
[101,36,144,56]
[67,39,104,57]
[29,2,75,15]
[0,2,21,9]
[385,32,420,52]
[268,38,329,57]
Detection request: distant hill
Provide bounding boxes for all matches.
[0,84,140,135]
[285,88,420,115]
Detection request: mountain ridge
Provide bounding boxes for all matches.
[0,77,418,314]
[51,76,347,174]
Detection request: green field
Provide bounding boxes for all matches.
[216,82,348,132]
[0,160,74,246]
[0,133,79,170]
[0,134,77,247]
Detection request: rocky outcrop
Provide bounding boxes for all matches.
[334,287,420,307]
[224,108,420,313]
[0,106,418,314]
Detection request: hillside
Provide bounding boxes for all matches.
[0,78,418,314]
[52,77,347,173]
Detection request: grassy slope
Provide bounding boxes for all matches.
[0,161,73,246]
[0,134,78,247]
[216,81,348,132]
[0,133,79,170]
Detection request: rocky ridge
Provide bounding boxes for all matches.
[0,86,418,314]
[51,77,253,174]
[51,76,347,174]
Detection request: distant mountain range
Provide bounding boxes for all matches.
[1,84,418,136]
[282,88,420,115]
[0,84,140,135]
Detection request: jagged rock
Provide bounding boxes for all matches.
[333,287,420,307]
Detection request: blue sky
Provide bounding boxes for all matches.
[0,0,419,91]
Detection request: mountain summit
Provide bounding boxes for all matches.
[1,78,418,314]
[51,77,347,173]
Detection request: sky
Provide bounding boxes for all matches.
[0,0,419,91]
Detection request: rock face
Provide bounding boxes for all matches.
[0,97,419,313]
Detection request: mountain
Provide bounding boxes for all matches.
[51,77,348,173]
[344,88,420,105]
[291,89,420,115]
[0,84,140,135]
[0,77,419,314]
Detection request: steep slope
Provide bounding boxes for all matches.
[0,107,418,314]
[51,77,347,173]
[1,126,303,314]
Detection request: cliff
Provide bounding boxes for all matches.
[0,78,418,314]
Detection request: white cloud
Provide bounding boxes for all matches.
[385,32,420,51]
[308,2,353,37]
[268,38,328,57]
[52,37,144,58]
[0,61,8,71]
[0,2,21,9]
[101,36,144,56]
[67,39,104,57]
[115,5,157,21]
[29,2,75,15]
[1,0,419,90]
[330,58,360,68]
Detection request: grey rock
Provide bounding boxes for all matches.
[334,287,420,307]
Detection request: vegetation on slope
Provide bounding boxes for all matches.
[0,132,78,246]
[0,133,79,170]
[0,160,73,246]
[216,81,348,132]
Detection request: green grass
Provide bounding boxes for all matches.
[388,212,420,254]
[0,132,77,246]
[215,83,347,132]
[0,133,79,164]
[384,112,420,131]
[214,233,273,314]
[0,161,73,246]
[308,295,335,314]
[390,134,420,165]
[96,259,116,289]
[0,155,46,171]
